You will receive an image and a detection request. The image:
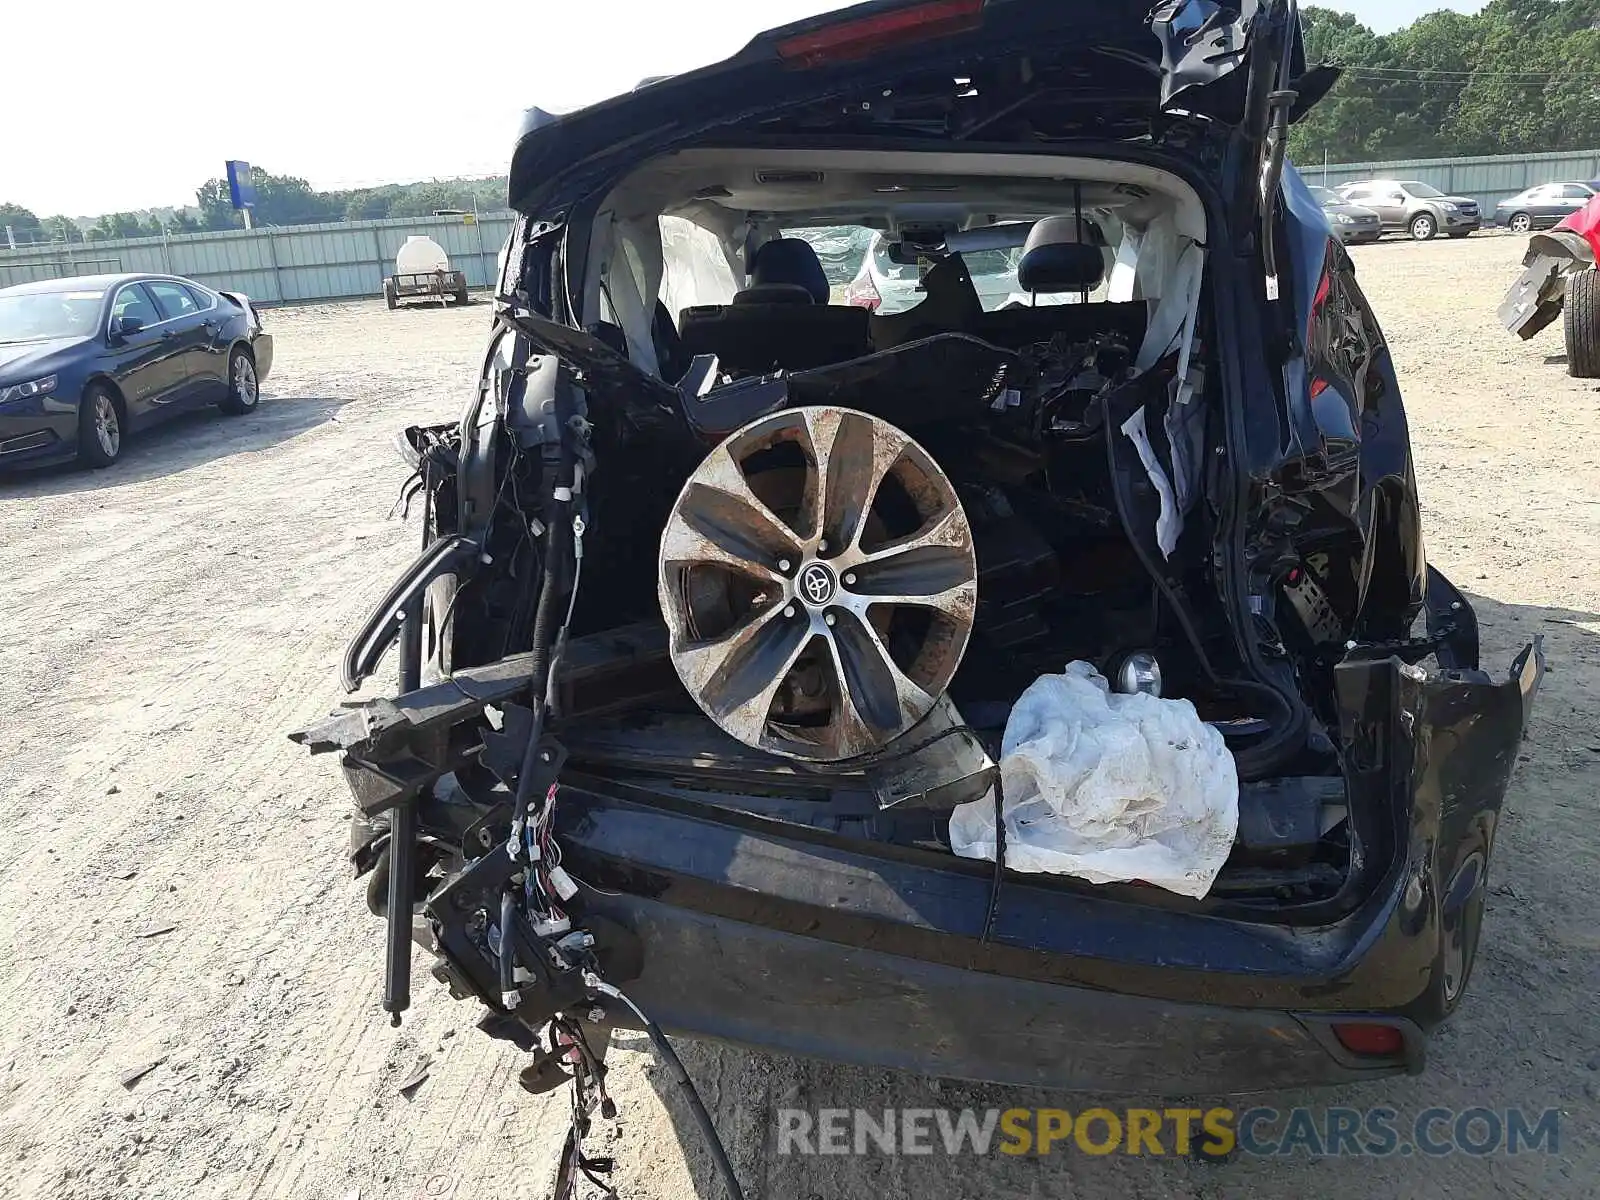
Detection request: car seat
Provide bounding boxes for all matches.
[677,238,870,374]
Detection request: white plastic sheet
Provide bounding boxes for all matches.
[949,662,1239,898]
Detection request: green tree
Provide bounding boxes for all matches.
[1290,0,1600,164]
[91,212,149,240]
[40,215,84,244]
[0,202,42,243]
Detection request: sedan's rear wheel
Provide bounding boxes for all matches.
[77,384,123,468]
[1508,212,1533,235]
[219,347,259,415]
[658,406,977,761]
[1409,212,1437,241]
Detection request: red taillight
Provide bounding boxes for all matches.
[776,0,985,67]
[843,273,882,311]
[1331,1022,1405,1057]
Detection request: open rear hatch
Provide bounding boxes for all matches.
[508,0,1313,212]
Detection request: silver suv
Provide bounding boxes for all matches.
[1335,179,1481,240]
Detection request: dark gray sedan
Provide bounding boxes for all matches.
[1494,181,1600,233]
[1307,185,1382,243]
[0,273,273,469]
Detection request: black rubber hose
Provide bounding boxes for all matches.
[498,890,518,1004]
[591,980,745,1200]
[509,379,578,828]
[641,1018,744,1200]
[508,494,568,827]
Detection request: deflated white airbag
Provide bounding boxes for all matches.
[949,662,1238,899]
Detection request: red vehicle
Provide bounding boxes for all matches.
[1500,191,1600,375]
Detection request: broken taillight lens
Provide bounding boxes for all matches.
[842,273,883,311]
[1330,1022,1406,1057]
[776,0,985,67]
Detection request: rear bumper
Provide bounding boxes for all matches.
[547,600,1540,1093]
[388,272,468,297]
[582,890,1423,1094]
[310,574,1542,1096]
[252,332,274,382]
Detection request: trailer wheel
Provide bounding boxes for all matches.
[1563,271,1600,377]
[384,281,398,311]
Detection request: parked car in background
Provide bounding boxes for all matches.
[0,273,272,469]
[841,230,1076,312]
[1306,185,1381,243]
[1335,180,1481,240]
[1494,181,1600,234]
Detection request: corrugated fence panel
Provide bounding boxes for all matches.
[0,212,518,301]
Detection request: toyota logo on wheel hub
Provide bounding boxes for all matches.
[799,562,837,607]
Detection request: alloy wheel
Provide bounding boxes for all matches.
[94,394,121,458]
[234,355,258,407]
[658,406,977,761]
[1509,213,1532,235]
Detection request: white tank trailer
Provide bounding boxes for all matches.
[384,236,470,309]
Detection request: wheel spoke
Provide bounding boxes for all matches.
[860,506,971,563]
[827,608,935,734]
[671,604,812,747]
[662,447,803,581]
[799,407,900,553]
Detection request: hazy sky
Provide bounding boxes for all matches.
[1,0,1482,217]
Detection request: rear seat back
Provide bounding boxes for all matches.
[975,217,1145,348]
[976,299,1147,349]
[676,237,871,374]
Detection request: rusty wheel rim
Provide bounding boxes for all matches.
[658,406,976,761]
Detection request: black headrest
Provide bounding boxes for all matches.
[750,237,830,304]
[1017,216,1105,293]
[732,283,816,306]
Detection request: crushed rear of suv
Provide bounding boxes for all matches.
[297,0,1541,1100]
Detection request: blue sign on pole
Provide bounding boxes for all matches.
[226,161,257,210]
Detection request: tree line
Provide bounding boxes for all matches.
[1290,0,1600,163]
[1,168,509,247]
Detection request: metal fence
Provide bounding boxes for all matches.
[7,147,1600,304]
[1299,148,1600,215]
[0,212,517,304]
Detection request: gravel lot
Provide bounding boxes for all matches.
[1,235,1595,1200]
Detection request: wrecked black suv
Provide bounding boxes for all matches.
[298,0,1542,1096]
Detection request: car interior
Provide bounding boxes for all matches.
[582,148,1205,384]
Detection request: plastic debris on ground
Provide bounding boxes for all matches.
[949,661,1239,899]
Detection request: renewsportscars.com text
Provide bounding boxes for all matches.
[776,1106,1561,1158]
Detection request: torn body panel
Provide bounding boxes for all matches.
[1499,229,1595,340]
[296,608,1539,1086]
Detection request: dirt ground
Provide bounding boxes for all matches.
[1,236,1596,1200]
